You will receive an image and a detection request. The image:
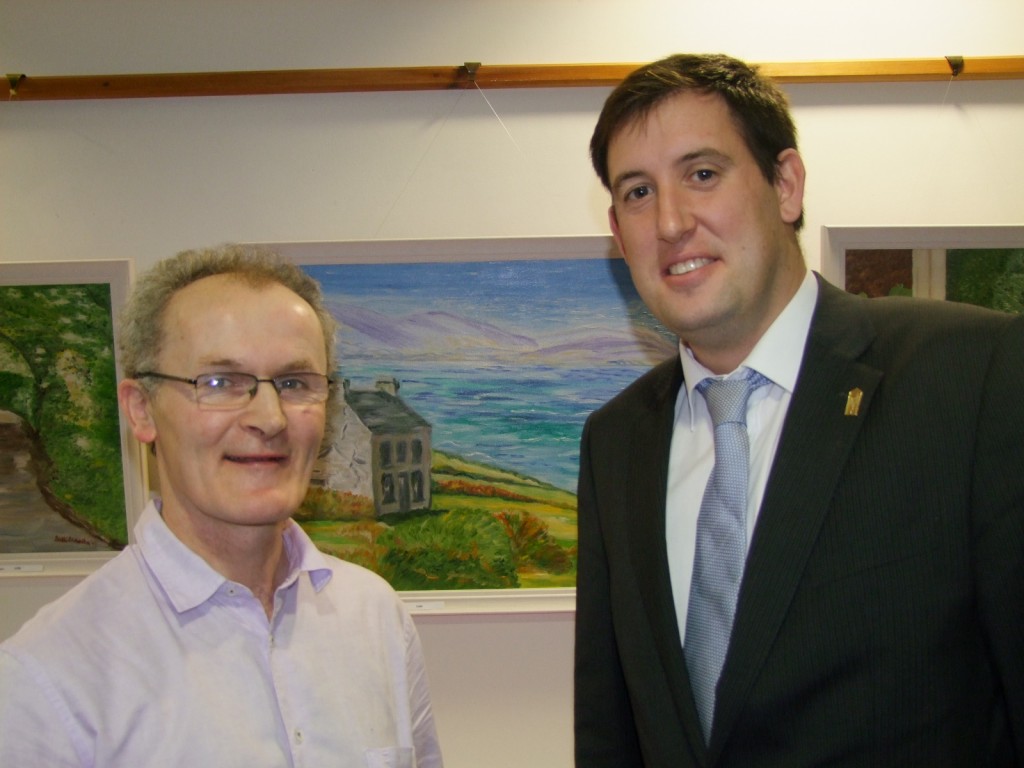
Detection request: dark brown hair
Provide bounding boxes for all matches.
[590,53,803,229]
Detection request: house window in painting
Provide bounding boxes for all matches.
[380,441,392,468]
[396,440,407,464]
[411,439,423,464]
[411,471,424,503]
[381,473,395,504]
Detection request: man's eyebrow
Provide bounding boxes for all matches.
[196,357,243,370]
[610,169,648,196]
[195,358,322,372]
[677,147,731,167]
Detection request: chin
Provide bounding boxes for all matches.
[235,492,306,524]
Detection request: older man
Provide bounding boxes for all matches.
[0,245,443,767]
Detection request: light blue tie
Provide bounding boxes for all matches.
[684,369,768,744]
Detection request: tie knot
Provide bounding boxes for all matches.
[697,369,769,427]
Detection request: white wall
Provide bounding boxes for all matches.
[2,3,1023,766]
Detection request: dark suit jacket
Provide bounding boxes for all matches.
[574,275,1024,767]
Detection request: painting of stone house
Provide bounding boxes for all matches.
[312,376,432,517]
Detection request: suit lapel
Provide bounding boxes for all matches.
[710,279,884,755]
[625,360,711,760]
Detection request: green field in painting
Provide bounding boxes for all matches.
[296,450,577,591]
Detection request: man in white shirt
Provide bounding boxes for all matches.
[0,244,443,767]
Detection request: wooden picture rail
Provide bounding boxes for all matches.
[5,56,1024,102]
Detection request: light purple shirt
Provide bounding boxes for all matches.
[0,501,443,768]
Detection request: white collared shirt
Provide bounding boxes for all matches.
[0,501,443,768]
[666,270,818,646]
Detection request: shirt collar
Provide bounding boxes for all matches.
[134,500,334,614]
[677,269,818,425]
[280,516,334,592]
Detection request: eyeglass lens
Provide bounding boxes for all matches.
[195,372,329,408]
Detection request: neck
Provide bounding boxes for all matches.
[688,263,807,375]
[160,503,291,619]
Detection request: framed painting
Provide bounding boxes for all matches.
[266,236,675,614]
[821,225,1024,296]
[0,260,147,577]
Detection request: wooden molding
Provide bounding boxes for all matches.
[6,56,1023,102]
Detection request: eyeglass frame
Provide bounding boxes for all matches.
[135,371,334,410]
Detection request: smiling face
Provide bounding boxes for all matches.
[120,274,328,540]
[607,90,806,373]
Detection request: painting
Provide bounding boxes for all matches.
[270,236,675,612]
[0,261,146,576]
[821,225,1024,298]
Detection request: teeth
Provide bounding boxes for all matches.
[668,258,712,276]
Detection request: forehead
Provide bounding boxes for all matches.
[160,274,325,367]
[609,90,742,161]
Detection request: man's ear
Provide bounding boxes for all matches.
[118,379,157,445]
[608,205,627,259]
[774,148,806,226]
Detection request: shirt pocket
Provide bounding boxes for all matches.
[364,746,414,768]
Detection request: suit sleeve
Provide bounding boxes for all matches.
[574,417,644,767]
[972,314,1024,758]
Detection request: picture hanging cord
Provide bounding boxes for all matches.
[473,80,526,158]
[942,55,964,105]
[371,86,467,237]
[373,63,527,235]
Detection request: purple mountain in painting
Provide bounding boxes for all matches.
[330,302,674,365]
[333,304,536,349]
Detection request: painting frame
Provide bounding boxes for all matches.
[0,259,148,577]
[821,224,1024,290]
[265,234,651,615]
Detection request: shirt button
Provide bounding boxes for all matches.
[294,729,304,744]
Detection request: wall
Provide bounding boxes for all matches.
[2,2,1023,766]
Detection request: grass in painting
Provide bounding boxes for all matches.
[946,249,1024,314]
[296,450,577,590]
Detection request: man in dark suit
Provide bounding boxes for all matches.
[574,53,1024,766]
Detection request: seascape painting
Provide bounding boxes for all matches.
[295,249,675,591]
[0,266,132,557]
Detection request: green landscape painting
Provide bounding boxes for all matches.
[1,272,129,554]
[945,248,1024,314]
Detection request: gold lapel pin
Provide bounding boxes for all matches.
[844,387,863,416]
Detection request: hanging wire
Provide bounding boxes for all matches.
[372,88,466,236]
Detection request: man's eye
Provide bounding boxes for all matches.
[694,168,716,182]
[276,376,308,391]
[203,374,241,391]
[624,185,652,202]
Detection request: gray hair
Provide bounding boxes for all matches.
[119,243,338,393]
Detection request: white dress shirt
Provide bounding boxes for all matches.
[0,501,443,768]
[666,270,818,647]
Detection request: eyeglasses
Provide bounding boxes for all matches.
[137,371,333,410]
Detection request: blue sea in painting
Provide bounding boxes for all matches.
[304,258,676,492]
[340,361,652,491]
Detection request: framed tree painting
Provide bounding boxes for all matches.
[268,236,675,613]
[0,260,146,576]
